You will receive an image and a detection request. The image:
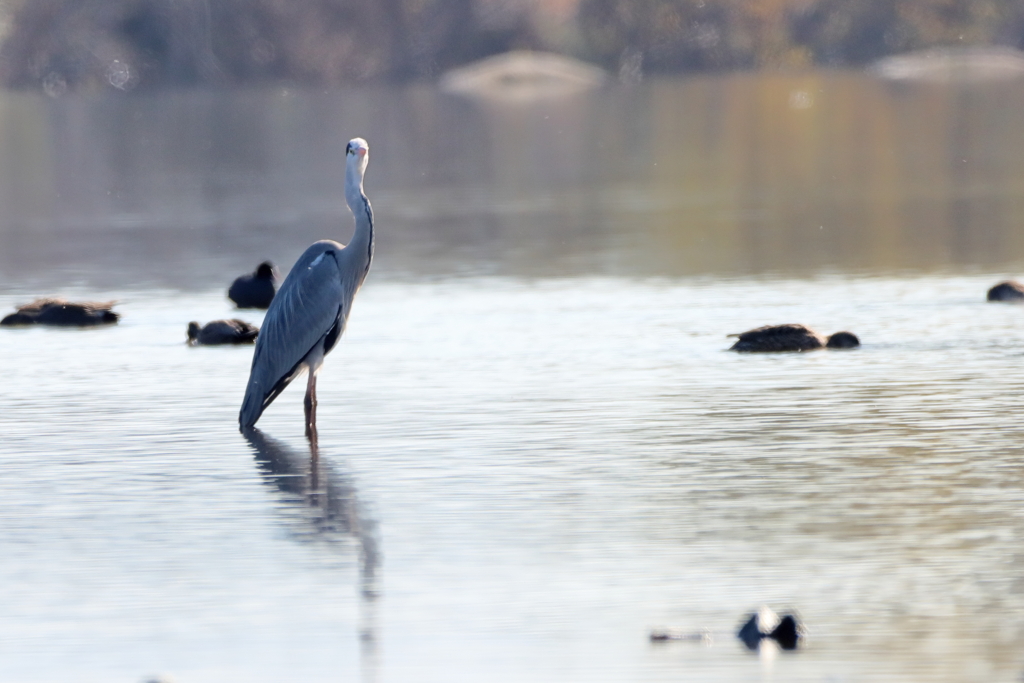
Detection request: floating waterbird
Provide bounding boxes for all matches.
[0,298,119,326]
[229,261,278,309]
[737,607,801,651]
[987,280,1024,301]
[187,319,259,345]
[649,606,801,651]
[239,138,374,441]
[728,324,859,352]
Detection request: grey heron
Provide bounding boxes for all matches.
[188,319,259,345]
[239,137,374,439]
[728,324,859,352]
[1,298,119,326]
[229,261,278,309]
[987,280,1024,301]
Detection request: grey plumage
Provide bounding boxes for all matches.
[239,138,374,435]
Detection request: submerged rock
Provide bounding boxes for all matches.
[187,319,259,345]
[872,47,1024,84]
[729,324,860,352]
[440,50,605,103]
[0,298,119,326]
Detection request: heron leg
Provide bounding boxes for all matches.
[304,371,318,444]
[308,437,320,494]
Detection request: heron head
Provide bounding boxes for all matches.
[346,137,369,177]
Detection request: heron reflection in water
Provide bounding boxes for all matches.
[243,428,380,599]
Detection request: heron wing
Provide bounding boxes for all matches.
[240,243,346,428]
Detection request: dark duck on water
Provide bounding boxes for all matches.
[229,261,278,309]
[0,298,119,326]
[187,319,259,345]
[728,324,860,352]
[987,280,1024,301]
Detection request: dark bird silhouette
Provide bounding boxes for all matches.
[0,298,119,326]
[737,608,801,651]
[987,280,1024,301]
[229,261,278,309]
[187,319,259,345]
[729,324,859,352]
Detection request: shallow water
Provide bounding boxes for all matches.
[2,73,1024,682]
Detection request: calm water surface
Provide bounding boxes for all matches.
[1,72,1024,682]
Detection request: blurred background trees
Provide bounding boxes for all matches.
[0,0,541,90]
[1,0,1024,90]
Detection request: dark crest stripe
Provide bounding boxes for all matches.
[362,197,374,276]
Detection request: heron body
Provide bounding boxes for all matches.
[229,261,277,309]
[729,324,860,352]
[1,298,119,326]
[188,319,259,345]
[239,138,374,437]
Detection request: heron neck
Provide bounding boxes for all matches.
[344,178,374,275]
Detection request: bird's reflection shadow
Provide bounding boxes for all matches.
[243,427,381,680]
[243,427,380,590]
